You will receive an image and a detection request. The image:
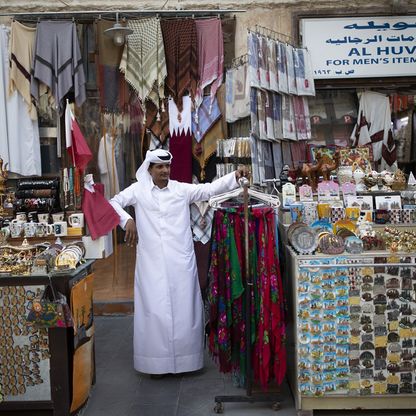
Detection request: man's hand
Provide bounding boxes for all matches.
[235,165,250,181]
[124,219,138,247]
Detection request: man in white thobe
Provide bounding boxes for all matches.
[110,149,247,375]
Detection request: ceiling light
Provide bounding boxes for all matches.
[104,12,133,47]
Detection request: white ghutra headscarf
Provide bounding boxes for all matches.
[135,149,173,181]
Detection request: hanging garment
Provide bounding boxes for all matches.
[208,207,286,388]
[265,91,275,141]
[0,26,41,176]
[98,133,120,198]
[190,199,214,245]
[248,32,260,88]
[31,21,86,115]
[192,95,221,143]
[285,44,297,95]
[351,91,397,167]
[258,35,270,90]
[250,136,261,185]
[257,89,267,141]
[9,20,37,120]
[192,118,225,181]
[225,63,250,123]
[282,95,296,140]
[250,87,260,139]
[272,93,283,139]
[268,38,279,93]
[145,98,170,143]
[120,18,166,108]
[272,142,283,178]
[293,48,315,97]
[292,96,311,141]
[65,103,92,171]
[195,18,223,110]
[110,170,239,374]
[161,19,198,111]
[276,42,289,95]
[96,19,128,113]
[169,95,192,182]
[82,181,119,240]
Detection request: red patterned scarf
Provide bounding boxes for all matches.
[161,19,199,111]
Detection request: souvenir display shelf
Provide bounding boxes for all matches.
[0,260,94,416]
[285,248,416,416]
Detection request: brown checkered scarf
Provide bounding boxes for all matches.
[161,19,198,112]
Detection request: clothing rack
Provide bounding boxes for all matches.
[249,24,298,48]
[210,178,282,413]
[2,9,245,22]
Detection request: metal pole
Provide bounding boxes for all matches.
[243,180,252,397]
[0,9,245,17]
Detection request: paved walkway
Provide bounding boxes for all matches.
[81,316,415,416]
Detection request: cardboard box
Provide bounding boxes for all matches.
[82,233,113,259]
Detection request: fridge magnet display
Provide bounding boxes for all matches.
[375,195,402,210]
[282,182,296,208]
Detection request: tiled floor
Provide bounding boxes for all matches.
[81,316,416,416]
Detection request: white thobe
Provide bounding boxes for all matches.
[110,171,238,374]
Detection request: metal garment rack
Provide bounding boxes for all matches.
[213,180,281,413]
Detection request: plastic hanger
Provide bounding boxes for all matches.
[209,178,280,208]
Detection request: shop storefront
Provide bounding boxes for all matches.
[1,2,416,415]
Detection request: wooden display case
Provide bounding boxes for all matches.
[0,260,94,416]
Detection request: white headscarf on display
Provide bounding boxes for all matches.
[135,149,173,181]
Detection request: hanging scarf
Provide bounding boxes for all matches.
[292,96,311,141]
[257,89,267,141]
[225,63,250,123]
[293,47,315,97]
[272,93,283,139]
[265,91,275,141]
[161,19,198,111]
[31,21,86,115]
[120,18,166,109]
[208,208,286,389]
[276,42,288,95]
[192,117,224,181]
[96,19,128,113]
[145,98,169,143]
[192,95,221,143]
[282,95,296,140]
[285,44,297,95]
[351,91,396,167]
[9,20,37,120]
[195,18,223,110]
[258,35,270,90]
[268,38,279,93]
[248,32,260,88]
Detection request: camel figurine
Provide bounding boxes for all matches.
[300,158,323,191]
[316,151,340,181]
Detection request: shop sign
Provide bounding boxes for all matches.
[301,16,416,79]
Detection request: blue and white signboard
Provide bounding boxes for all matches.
[301,16,416,79]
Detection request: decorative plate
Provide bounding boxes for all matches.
[310,219,333,235]
[344,236,363,254]
[333,219,356,234]
[290,225,318,255]
[318,234,345,255]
